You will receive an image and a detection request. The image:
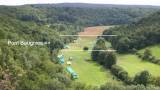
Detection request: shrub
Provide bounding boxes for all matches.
[83,46,89,51]
[142,49,152,60]
[111,65,129,82]
[134,70,151,86]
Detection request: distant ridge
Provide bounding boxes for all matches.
[30,3,160,9]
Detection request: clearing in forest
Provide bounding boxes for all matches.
[117,54,160,77]
[61,26,120,86]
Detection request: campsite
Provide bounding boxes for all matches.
[58,26,120,85]
[57,26,160,86]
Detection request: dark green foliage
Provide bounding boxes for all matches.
[0,6,82,90]
[152,77,160,87]
[39,79,66,90]
[136,49,160,65]
[95,38,107,49]
[104,52,117,68]
[142,49,152,60]
[100,83,125,90]
[92,38,119,83]
[91,38,117,68]
[96,52,107,65]
[91,38,107,61]
[83,46,89,51]
[0,5,158,26]
[111,65,129,83]
[134,70,151,86]
[100,83,160,90]
[0,4,160,90]
[103,11,160,53]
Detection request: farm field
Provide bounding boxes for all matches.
[61,26,120,86]
[138,44,160,59]
[117,54,160,77]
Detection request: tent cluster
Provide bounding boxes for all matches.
[57,54,78,79]
[57,55,65,64]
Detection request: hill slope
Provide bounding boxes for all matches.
[103,11,160,53]
[0,4,160,90]
[31,4,159,26]
[0,6,81,90]
[32,3,160,8]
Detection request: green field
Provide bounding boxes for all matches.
[63,51,119,86]
[60,26,120,86]
[139,44,160,59]
[60,26,160,85]
[117,54,160,77]
[118,44,160,77]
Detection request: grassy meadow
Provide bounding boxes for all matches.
[117,54,160,77]
[60,26,160,85]
[138,44,160,59]
[60,26,120,86]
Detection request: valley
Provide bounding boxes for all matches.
[0,3,160,90]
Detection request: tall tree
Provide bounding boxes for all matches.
[104,52,117,69]
[134,70,151,86]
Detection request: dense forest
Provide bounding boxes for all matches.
[31,4,159,26]
[0,5,82,90]
[103,11,160,53]
[101,10,160,90]
[0,3,160,90]
[0,4,157,26]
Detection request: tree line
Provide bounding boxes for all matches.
[91,38,160,88]
[103,11,160,53]
[0,5,160,90]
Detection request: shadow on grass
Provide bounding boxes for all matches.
[85,59,107,72]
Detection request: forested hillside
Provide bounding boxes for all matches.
[0,4,160,90]
[101,11,160,89]
[44,3,160,8]
[0,6,82,90]
[31,4,159,26]
[1,4,158,27]
[103,11,160,53]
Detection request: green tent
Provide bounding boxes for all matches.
[57,55,65,64]
[64,45,70,49]
[66,66,78,79]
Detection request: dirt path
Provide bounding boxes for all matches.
[78,26,109,39]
